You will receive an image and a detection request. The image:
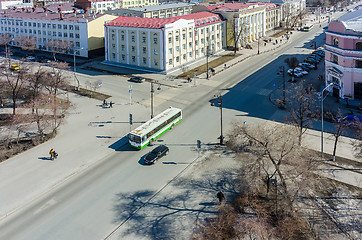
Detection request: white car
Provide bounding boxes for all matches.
[294,67,308,75]
[26,56,36,61]
[287,69,303,77]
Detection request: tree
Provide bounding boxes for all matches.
[27,66,48,113]
[0,64,28,115]
[0,34,13,67]
[284,57,299,82]
[14,35,37,52]
[352,121,362,159]
[47,40,72,62]
[227,122,322,215]
[229,17,249,55]
[327,110,347,161]
[286,80,318,145]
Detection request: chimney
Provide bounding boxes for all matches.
[58,7,62,13]
[60,12,63,20]
[73,8,77,13]
[22,8,25,12]
[84,8,88,14]
[32,7,35,12]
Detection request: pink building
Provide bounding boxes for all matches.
[325,9,362,100]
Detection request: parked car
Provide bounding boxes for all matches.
[287,69,303,77]
[129,76,145,83]
[25,56,36,61]
[10,64,20,71]
[340,115,362,127]
[294,67,308,75]
[299,62,315,69]
[144,145,169,165]
[298,65,309,71]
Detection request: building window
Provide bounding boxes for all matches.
[63,25,67,29]
[169,59,172,65]
[76,42,80,47]
[176,56,179,62]
[112,53,116,58]
[75,26,79,30]
[183,44,186,50]
[131,56,136,62]
[189,32,192,38]
[121,35,124,41]
[112,44,115,49]
[169,48,172,54]
[121,54,125,61]
[153,38,157,44]
[183,54,186,60]
[332,54,338,64]
[189,52,192,57]
[196,50,198,55]
[143,47,146,54]
[333,38,339,47]
[111,34,115,40]
[69,25,73,30]
[356,60,362,68]
[154,60,158,66]
[154,49,158,55]
[168,37,172,43]
[64,32,68,37]
[182,33,186,40]
[121,45,125,51]
[175,36,179,41]
[143,57,146,64]
[142,36,146,43]
[356,42,362,50]
[131,36,135,42]
[176,46,179,52]
[75,34,80,38]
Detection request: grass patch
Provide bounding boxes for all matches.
[70,87,111,101]
[177,53,241,79]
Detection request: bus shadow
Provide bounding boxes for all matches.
[109,135,136,151]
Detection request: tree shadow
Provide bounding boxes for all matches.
[111,168,242,239]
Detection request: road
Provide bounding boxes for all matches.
[0,21,346,239]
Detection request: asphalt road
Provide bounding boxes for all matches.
[0,24,335,240]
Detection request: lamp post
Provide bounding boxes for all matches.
[257,33,260,55]
[150,80,161,119]
[277,66,286,106]
[321,82,333,159]
[73,48,83,90]
[211,94,224,145]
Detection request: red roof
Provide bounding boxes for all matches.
[105,11,223,29]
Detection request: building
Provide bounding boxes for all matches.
[325,9,362,100]
[194,3,277,50]
[74,0,115,14]
[0,0,24,10]
[114,0,158,9]
[105,11,225,73]
[0,4,118,57]
[105,2,193,18]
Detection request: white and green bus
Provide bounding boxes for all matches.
[303,24,313,32]
[129,107,182,149]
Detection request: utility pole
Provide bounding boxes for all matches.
[151,81,154,119]
[219,95,224,145]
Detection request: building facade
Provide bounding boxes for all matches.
[105,11,225,72]
[0,5,117,57]
[114,0,158,9]
[105,2,193,18]
[325,9,362,100]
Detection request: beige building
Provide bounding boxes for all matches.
[105,11,225,73]
[193,2,280,50]
[114,0,158,9]
[0,4,118,57]
[105,2,193,18]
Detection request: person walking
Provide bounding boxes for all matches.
[109,101,113,108]
[217,191,225,204]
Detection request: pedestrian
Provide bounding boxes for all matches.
[103,99,107,107]
[187,77,191,83]
[217,191,225,204]
[109,101,113,108]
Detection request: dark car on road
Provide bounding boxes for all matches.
[129,76,145,83]
[144,145,169,165]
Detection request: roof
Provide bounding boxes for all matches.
[0,5,104,22]
[130,107,182,137]
[105,11,223,29]
[338,8,362,32]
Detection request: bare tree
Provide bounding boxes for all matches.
[0,34,13,67]
[327,110,347,161]
[0,64,28,115]
[14,35,37,52]
[284,57,299,82]
[227,122,322,215]
[229,16,249,55]
[286,80,318,145]
[352,121,362,159]
[47,40,72,62]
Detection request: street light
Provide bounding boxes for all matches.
[277,66,286,106]
[211,94,224,145]
[73,47,83,90]
[320,82,333,159]
[257,33,261,55]
[150,80,161,119]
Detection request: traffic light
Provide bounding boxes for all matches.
[197,140,201,149]
[129,113,133,125]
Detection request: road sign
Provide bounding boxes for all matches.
[98,81,102,86]
[129,89,133,93]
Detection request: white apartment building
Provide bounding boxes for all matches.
[105,11,225,73]
[0,6,117,57]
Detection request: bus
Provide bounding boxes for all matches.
[129,107,182,149]
[303,24,313,32]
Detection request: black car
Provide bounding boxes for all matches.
[129,76,145,83]
[144,145,169,165]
